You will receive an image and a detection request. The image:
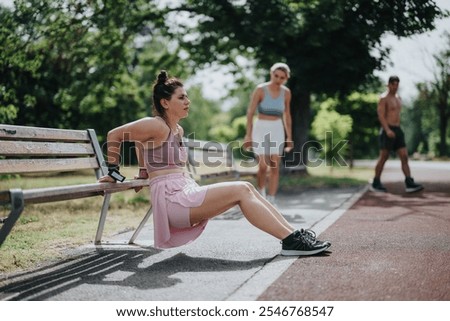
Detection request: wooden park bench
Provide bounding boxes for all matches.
[183,138,257,183]
[0,124,151,248]
[183,138,258,183]
[183,138,305,181]
[0,124,258,249]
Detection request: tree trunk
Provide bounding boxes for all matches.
[438,100,448,157]
[282,83,311,174]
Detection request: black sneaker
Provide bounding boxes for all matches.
[281,229,330,256]
[405,177,423,193]
[370,178,387,193]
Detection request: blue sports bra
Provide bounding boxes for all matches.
[257,86,285,117]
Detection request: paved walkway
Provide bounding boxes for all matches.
[0,161,449,301]
[0,187,363,300]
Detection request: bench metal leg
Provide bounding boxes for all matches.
[0,189,25,247]
[128,205,153,244]
[95,193,111,244]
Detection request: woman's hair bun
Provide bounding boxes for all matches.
[157,70,168,84]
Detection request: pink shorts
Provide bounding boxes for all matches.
[149,172,209,248]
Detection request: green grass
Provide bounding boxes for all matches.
[0,166,151,275]
[307,164,372,183]
[0,164,372,276]
[278,165,370,193]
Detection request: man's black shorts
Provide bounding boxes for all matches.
[379,126,406,151]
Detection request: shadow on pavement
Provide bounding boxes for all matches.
[351,182,450,223]
[0,248,272,301]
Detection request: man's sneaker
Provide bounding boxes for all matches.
[281,229,330,256]
[370,178,387,193]
[405,177,424,193]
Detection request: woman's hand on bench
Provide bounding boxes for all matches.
[133,168,149,192]
[98,175,116,183]
[134,168,149,180]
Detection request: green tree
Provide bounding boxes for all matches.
[401,102,424,155]
[410,32,450,157]
[311,99,353,171]
[0,0,166,133]
[166,0,446,169]
[430,32,450,156]
[0,6,41,123]
[180,85,222,140]
[414,84,438,156]
[336,91,382,159]
[209,115,247,142]
[133,37,193,118]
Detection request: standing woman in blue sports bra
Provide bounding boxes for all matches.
[244,63,293,204]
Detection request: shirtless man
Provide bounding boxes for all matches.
[371,75,424,193]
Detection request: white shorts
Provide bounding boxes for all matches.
[251,118,284,155]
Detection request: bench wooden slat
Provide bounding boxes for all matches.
[1,125,254,249]
[200,171,239,179]
[184,139,228,151]
[0,125,154,248]
[0,141,95,156]
[0,124,90,142]
[184,138,236,178]
[183,138,257,183]
[22,180,150,204]
[0,157,99,174]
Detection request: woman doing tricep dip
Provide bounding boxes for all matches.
[99,70,330,256]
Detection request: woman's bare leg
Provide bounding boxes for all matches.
[252,184,292,230]
[267,155,280,196]
[190,181,293,240]
[256,155,268,191]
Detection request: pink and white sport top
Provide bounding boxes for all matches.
[144,131,187,173]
